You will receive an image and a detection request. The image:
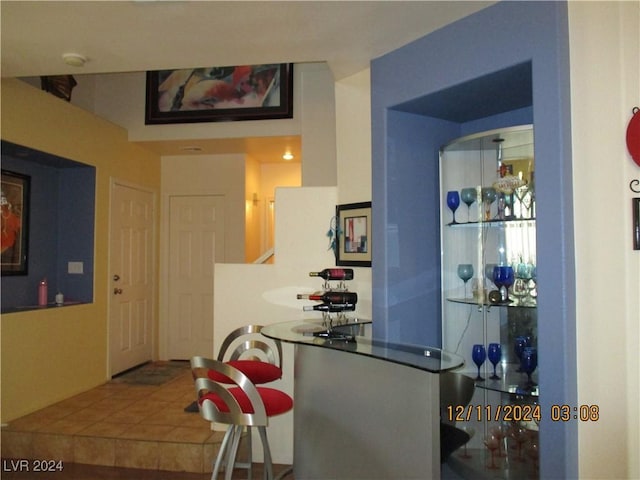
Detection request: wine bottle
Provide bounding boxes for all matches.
[303,302,356,312]
[308,268,354,280]
[297,291,358,304]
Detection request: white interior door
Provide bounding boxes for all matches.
[168,195,225,359]
[109,181,155,376]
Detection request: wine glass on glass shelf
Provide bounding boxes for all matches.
[472,344,486,381]
[512,259,531,305]
[514,184,529,219]
[489,425,507,458]
[502,266,515,302]
[457,264,474,299]
[527,437,540,478]
[521,347,538,388]
[493,265,514,302]
[481,187,497,221]
[509,425,528,462]
[460,187,477,222]
[483,434,500,470]
[446,190,461,225]
[492,266,505,301]
[526,261,538,305]
[522,186,535,219]
[514,336,529,373]
[458,426,475,459]
[484,263,497,290]
[487,343,502,380]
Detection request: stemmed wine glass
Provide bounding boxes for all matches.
[509,425,528,463]
[457,264,474,298]
[502,266,515,301]
[484,263,497,289]
[481,187,497,221]
[490,425,507,458]
[446,190,461,224]
[526,262,538,305]
[460,188,477,222]
[513,260,531,305]
[514,184,529,219]
[459,426,475,459]
[514,336,530,372]
[472,344,486,381]
[493,265,514,302]
[527,437,540,477]
[521,346,538,387]
[483,434,500,470]
[487,343,502,380]
[522,186,535,219]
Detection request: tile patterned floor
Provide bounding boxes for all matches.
[1,365,272,476]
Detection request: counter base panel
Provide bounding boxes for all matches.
[293,344,440,479]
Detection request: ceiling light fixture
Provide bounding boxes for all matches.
[62,53,88,67]
[282,152,294,161]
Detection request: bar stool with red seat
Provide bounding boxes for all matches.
[191,356,293,480]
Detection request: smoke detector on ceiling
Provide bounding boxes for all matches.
[62,53,88,67]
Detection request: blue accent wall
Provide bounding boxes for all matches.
[371,1,576,478]
[1,142,95,310]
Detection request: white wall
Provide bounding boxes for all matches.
[569,2,639,478]
[336,68,372,205]
[299,63,338,187]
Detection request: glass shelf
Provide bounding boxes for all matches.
[447,218,536,228]
[474,365,539,398]
[447,297,537,309]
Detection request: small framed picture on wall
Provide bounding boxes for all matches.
[336,202,372,267]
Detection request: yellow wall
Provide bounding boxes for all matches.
[0,78,161,422]
[260,163,302,256]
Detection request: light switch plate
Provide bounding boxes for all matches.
[68,261,84,274]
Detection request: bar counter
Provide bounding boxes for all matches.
[262,319,464,480]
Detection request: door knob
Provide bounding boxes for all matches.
[113,274,120,281]
[113,288,123,295]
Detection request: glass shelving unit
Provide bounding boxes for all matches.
[440,125,539,480]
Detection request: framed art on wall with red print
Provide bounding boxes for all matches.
[1,170,30,275]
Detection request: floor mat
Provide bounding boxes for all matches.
[111,360,190,386]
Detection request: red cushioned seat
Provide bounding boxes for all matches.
[200,386,293,417]
[207,359,282,385]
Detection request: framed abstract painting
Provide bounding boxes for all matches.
[145,63,293,124]
[336,202,372,267]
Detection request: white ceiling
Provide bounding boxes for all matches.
[0,1,494,160]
